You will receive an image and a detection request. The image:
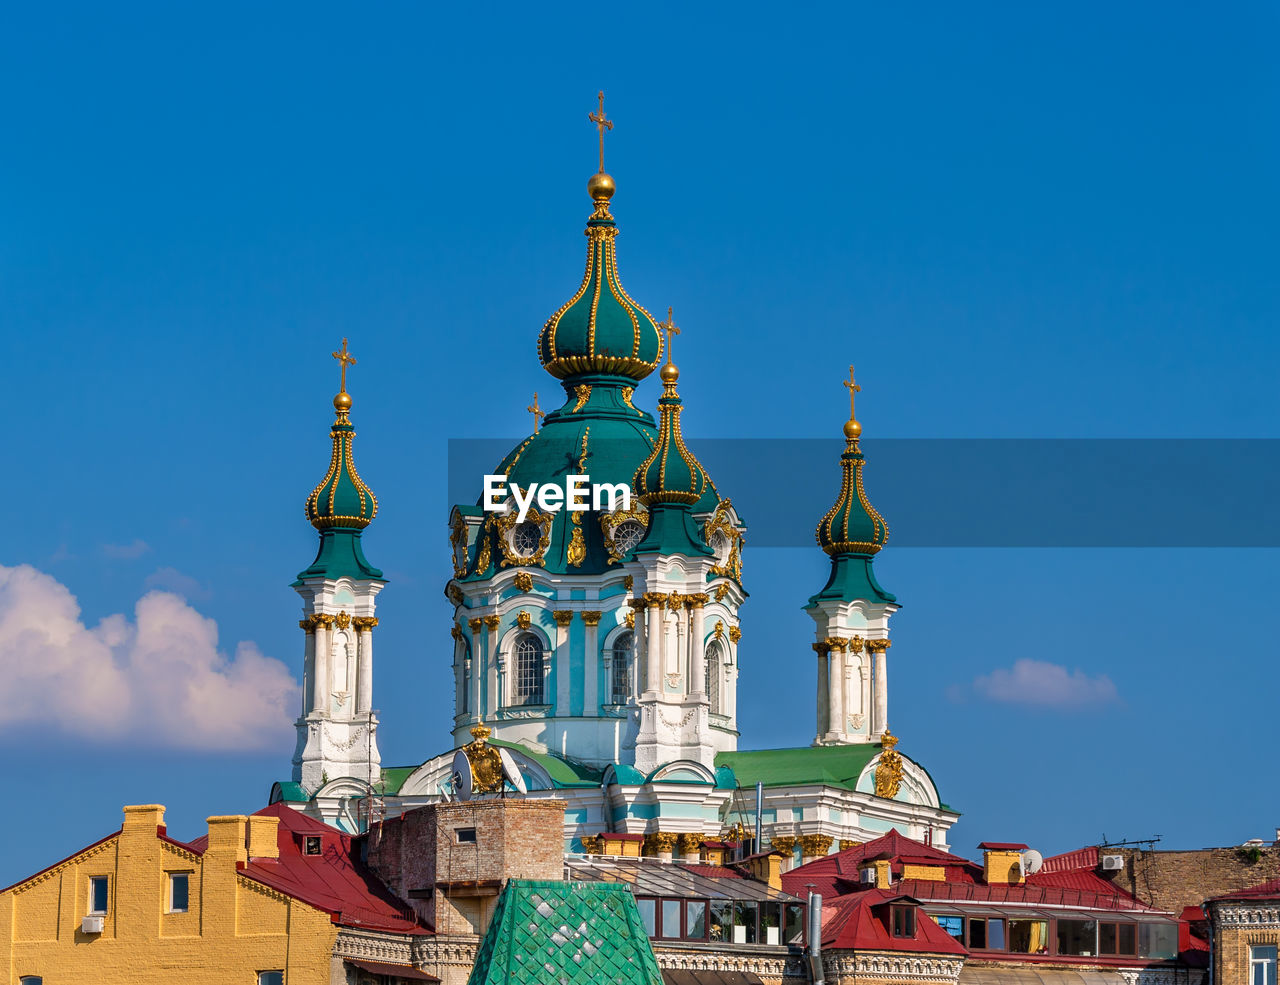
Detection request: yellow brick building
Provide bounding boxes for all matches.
[1207,878,1280,985]
[1,804,339,985]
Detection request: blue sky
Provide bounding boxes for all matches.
[1,1,1278,885]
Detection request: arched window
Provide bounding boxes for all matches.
[707,641,723,716]
[610,632,634,704]
[512,634,545,706]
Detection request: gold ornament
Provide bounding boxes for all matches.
[867,638,892,652]
[352,616,378,631]
[715,583,729,601]
[623,575,633,590]
[839,839,862,852]
[482,615,500,631]
[567,526,586,567]
[467,618,483,632]
[553,610,574,627]
[770,836,798,856]
[334,611,352,631]
[676,833,702,855]
[581,611,602,627]
[800,834,834,858]
[728,626,742,643]
[625,610,635,629]
[874,730,903,799]
[513,571,533,592]
[449,513,469,579]
[516,611,532,630]
[580,835,601,855]
[462,723,503,794]
[572,384,592,412]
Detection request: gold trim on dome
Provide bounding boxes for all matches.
[621,387,642,415]
[572,385,591,412]
[473,516,494,574]
[704,500,743,580]
[306,429,379,529]
[449,513,469,579]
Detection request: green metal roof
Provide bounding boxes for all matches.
[379,765,417,796]
[491,739,604,788]
[467,879,664,985]
[806,553,895,606]
[717,743,885,792]
[293,528,383,584]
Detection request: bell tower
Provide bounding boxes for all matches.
[806,367,897,745]
[292,339,385,793]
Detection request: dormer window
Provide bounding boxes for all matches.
[304,835,322,856]
[892,905,916,938]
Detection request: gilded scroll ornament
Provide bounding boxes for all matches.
[623,575,633,590]
[621,386,642,415]
[567,525,586,567]
[474,517,493,573]
[728,626,742,643]
[451,625,464,642]
[449,512,469,579]
[600,504,649,564]
[334,611,352,631]
[446,583,464,606]
[572,384,592,412]
[714,621,724,640]
[714,583,729,601]
[462,723,504,794]
[513,571,533,592]
[625,610,635,628]
[516,611,532,630]
[874,730,903,799]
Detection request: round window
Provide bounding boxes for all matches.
[513,521,542,557]
[612,520,645,555]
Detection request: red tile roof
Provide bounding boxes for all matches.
[241,804,429,935]
[782,830,981,900]
[1040,846,1099,874]
[821,889,967,954]
[977,842,1029,851]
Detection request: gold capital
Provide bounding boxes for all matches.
[800,833,834,858]
[770,836,798,855]
[467,617,483,632]
[642,592,667,607]
[867,638,892,652]
[352,616,378,632]
[688,593,709,609]
[553,610,574,627]
[581,610,602,627]
[482,614,501,630]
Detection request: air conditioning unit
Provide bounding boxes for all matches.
[81,915,105,934]
[860,867,878,884]
[1101,855,1125,871]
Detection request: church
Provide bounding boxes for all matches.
[269,97,959,864]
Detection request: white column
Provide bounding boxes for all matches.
[356,623,374,714]
[689,598,707,696]
[826,647,843,741]
[860,653,872,733]
[815,643,829,738]
[555,612,573,712]
[468,620,482,718]
[645,599,663,692]
[673,606,686,690]
[583,613,601,712]
[486,617,501,716]
[301,622,316,716]
[872,642,890,736]
[313,617,330,716]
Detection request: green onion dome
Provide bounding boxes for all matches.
[815,393,888,556]
[537,174,664,383]
[634,361,711,507]
[306,390,378,530]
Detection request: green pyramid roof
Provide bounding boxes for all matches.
[467,879,663,985]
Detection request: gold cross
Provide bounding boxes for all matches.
[843,364,861,420]
[527,392,544,433]
[657,307,681,364]
[588,90,613,174]
[332,338,357,392]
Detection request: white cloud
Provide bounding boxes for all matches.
[0,564,298,751]
[101,539,151,560]
[969,658,1119,709]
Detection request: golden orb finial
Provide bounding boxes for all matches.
[587,171,616,202]
[660,361,680,384]
[842,364,862,445]
[843,417,862,440]
[334,391,353,413]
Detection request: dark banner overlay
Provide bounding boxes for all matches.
[447,439,1280,548]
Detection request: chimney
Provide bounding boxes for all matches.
[205,816,248,864]
[979,844,1027,885]
[246,816,280,861]
[744,852,783,891]
[122,804,166,835]
[874,859,892,889]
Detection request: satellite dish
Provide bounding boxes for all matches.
[1022,849,1044,875]
[451,750,474,802]
[499,747,528,795]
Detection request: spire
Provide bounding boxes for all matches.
[810,367,893,604]
[296,339,382,583]
[537,93,663,384]
[632,313,714,557]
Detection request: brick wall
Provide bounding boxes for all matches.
[367,799,566,936]
[1101,846,1280,914]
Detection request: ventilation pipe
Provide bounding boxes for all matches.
[807,890,824,985]
[754,781,764,855]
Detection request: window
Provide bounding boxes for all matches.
[892,905,916,938]
[1100,921,1137,955]
[512,634,545,705]
[710,900,733,942]
[304,836,322,856]
[734,900,759,944]
[636,897,656,937]
[1139,922,1178,960]
[513,521,541,558]
[1252,946,1278,985]
[661,899,682,939]
[933,914,964,944]
[707,641,723,715]
[1056,918,1097,956]
[19,977,43,985]
[785,903,806,946]
[89,876,109,915]
[984,917,1006,950]
[760,902,782,945]
[686,900,707,939]
[168,872,190,913]
[610,632,633,704]
[968,917,989,949]
[612,520,645,556]
[456,827,477,844]
[258,973,284,985]
[1008,918,1048,954]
